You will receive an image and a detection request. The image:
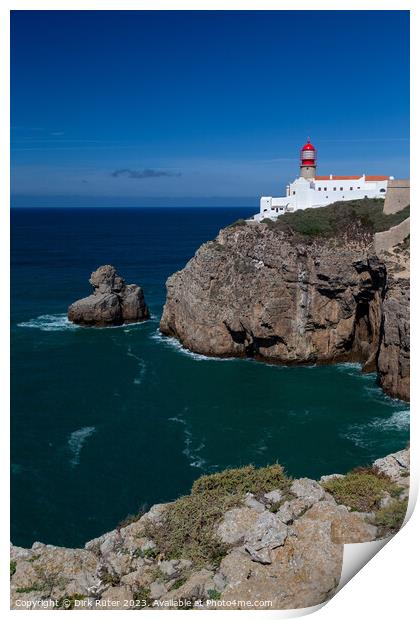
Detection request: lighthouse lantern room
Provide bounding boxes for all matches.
[300,138,317,179]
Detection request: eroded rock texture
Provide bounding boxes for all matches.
[68,265,150,327]
[160,223,409,400]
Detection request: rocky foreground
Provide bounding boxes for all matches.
[68,265,150,327]
[160,216,409,400]
[10,449,409,610]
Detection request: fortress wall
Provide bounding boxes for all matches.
[384,179,410,214]
[374,217,410,254]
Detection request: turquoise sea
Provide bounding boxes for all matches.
[11,207,409,548]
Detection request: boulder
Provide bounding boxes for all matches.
[290,478,325,504]
[264,489,283,504]
[373,449,410,486]
[68,265,149,327]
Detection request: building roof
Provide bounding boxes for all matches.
[315,175,359,180]
[314,175,390,181]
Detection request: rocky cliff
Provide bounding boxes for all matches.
[10,450,409,610]
[160,216,409,400]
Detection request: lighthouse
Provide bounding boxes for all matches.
[300,137,316,179]
[256,136,392,220]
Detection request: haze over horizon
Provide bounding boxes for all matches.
[11,10,409,207]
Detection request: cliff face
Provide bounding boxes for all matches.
[10,450,409,610]
[377,273,410,401]
[160,222,409,400]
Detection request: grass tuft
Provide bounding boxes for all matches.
[133,585,154,608]
[144,464,290,568]
[56,594,86,609]
[322,468,399,512]
[374,498,408,537]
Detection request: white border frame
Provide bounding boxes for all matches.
[2,3,417,619]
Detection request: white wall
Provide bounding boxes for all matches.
[258,176,388,218]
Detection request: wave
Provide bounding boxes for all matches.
[342,409,410,448]
[18,313,153,332]
[336,362,363,370]
[68,426,96,466]
[150,330,235,362]
[17,314,79,332]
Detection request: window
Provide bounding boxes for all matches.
[340,187,343,191]
[357,186,360,189]
[350,187,353,190]
[324,187,327,191]
[318,187,321,191]
[292,191,296,195]
[380,188,386,193]
[333,187,336,191]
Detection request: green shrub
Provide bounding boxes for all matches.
[267,199,409,238]
[191,463,289,496]
[208,589,221,600]
[322,469,399,512]
[171,576,188,590]
[145,464,291,568]
[56,594,86,609]
[10,561,16,578]
[99,567,120,587]
[16,584,42,593]
[133,585,154,608]
[374,498,408,537]
[228,219,247,228]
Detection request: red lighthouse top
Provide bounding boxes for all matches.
[302,138,315,151]
[300,137,316,168]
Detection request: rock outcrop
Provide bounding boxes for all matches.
[10,449,409,610]
[160,221,409,400]
[68,266,150,327]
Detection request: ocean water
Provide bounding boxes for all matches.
[11,207,409,548]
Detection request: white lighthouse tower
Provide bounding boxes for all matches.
[300,137,317,179]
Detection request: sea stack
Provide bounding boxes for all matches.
[68,265,150,327]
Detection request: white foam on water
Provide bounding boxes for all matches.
[370,409,410,431]
[336,362,363,370]
[18,314,152,332]
[68,426,96,466]
[17,314,79,332]
[169,416,207,469]
[126,345,147,385]
[151,330,235,362]
[342,409,410,448]
[334,362,375,379]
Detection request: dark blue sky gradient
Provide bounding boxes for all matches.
[11,10,409,206]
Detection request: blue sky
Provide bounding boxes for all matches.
[11,10,409,206]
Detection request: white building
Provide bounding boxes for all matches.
[253,138,392,221]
